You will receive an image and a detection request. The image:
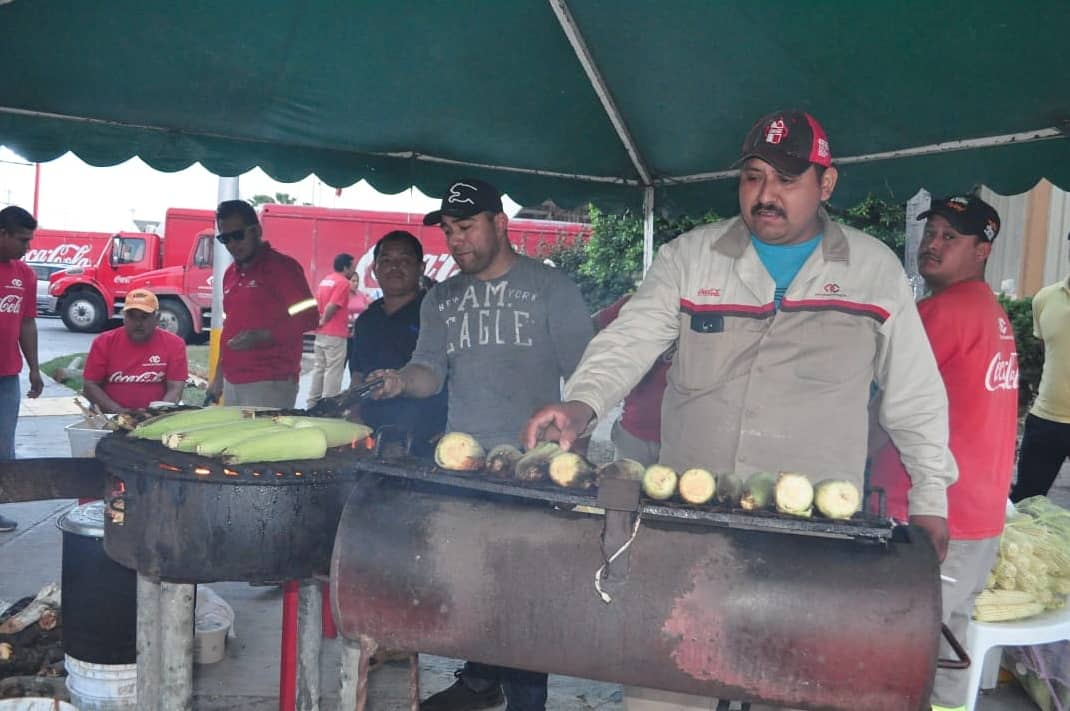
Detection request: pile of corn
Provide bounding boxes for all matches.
[129,406,372,465]
[974,496,1070,622]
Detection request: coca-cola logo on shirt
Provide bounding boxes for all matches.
[985,352,1019,392]
[108,370,166,384]
[11,278,22,288]
[0,294,23,314]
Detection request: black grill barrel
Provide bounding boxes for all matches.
[331,477,941,711]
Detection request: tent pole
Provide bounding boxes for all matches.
[208,177,237,398]
[642,187,655,275]
[547,0,652,186]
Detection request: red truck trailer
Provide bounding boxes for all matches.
[47,208,215,332]
[125,205,589,341]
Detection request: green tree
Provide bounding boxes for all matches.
[249,192,298,206]
[829,193,906,258]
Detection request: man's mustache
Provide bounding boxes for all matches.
[751,203,785,218]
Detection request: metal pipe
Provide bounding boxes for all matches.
[136,574,162,711]
[158,582,195,711]
[297,580,323,711]
[280,580,299,711]
[642,186,655,275]
[547,0,652,185]
[337,638,362,711]
[321,582,337,639]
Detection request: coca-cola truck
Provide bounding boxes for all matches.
[125,204,589,341]
[47,208,215,333]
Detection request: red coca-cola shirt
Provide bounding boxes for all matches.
[313,272,352,338]
[220,243,318,384]
[83,327,189,409]
[871,280,1019,539]
[0,260,37,377]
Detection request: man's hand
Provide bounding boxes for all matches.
[523,401,595,451]
[26,368,43,399]
[206,371,223,400]
[910,515,949,562]
[227,328,272,351]
[367,369,405,399]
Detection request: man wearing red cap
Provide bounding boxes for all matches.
[870,195,1017,711]
[83,288,189,413]
[525,110,957,711]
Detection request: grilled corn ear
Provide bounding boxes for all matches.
[130,406,252,440]
[221,427,328,465]
[195,424,294,457]
[272,416,372,447]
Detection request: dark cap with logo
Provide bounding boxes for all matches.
[918,196,1001,242]
[734,110,833,177]
[423,178,504,226]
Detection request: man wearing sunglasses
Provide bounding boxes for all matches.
[206,200,318,408]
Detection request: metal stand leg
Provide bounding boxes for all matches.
[159,581,195,711]
[338,638,362,711]
[408,653,420,711]
[355,635,378,711]
[137,574,162,711]
[297,580,323,711]
[321,581,336,639]
[280,580,299,711]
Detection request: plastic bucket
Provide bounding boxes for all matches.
[64,655,137,711]
[0,700,79,711]
[65,419,112,458]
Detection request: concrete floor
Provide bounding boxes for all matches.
[2,366,1067,709]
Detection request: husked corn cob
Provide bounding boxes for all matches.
[272,416,372,447]
[130,406,252,439]
[163,423,240,452]
[973,602,1045,622]
[195,423,293,457]
[221,427,328,465]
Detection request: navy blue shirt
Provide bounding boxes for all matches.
[350,292,447,455]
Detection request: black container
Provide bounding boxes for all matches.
[58,501,137,664]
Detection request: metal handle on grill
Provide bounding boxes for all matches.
[936,623,970,669]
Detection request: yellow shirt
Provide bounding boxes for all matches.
[1031,277,1070,423]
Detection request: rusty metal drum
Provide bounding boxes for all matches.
[332,476,941,711]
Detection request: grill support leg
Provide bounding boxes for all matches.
[159,581,195,711]
[297,580,323,711]
[337,637,361,711]
[137,574,162,711]
[280,580,299,711]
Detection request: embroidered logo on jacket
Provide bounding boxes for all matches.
[697,287,721,297]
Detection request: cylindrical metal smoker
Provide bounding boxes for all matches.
[58,500,138,711]
[332,476,942,711]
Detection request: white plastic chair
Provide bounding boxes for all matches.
[964,600,1070,711]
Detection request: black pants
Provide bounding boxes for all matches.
[462,662,548,711]
[1011,414,1070,501]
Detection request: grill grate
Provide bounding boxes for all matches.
[97,434,895,541]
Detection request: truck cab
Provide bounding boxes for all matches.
[49,232,161,332]
[123,229,215,341]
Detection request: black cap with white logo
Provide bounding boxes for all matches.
[918,196,1001,242]
[423,178,504,226]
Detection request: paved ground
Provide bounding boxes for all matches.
[1,317,1065,709]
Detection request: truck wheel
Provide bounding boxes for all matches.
[158,300,194,342]
[60,291,108,333]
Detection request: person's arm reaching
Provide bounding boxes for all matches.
[370,293,446,401]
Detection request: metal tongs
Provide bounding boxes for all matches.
[304,377,385,417]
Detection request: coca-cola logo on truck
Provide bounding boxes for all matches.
[23,244,94,267]
[354,248,458,296]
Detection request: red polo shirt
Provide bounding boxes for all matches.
[0,260,37,377]
[314,272,352,338]
[84,327,189,409]
[870,280,1019,539]
[221,243,318,384]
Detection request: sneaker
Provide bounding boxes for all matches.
[420,672,504,711]
[0,514,17,533]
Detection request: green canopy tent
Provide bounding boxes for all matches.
[2,0,1069,263]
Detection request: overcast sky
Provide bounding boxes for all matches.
[0,147,520,233]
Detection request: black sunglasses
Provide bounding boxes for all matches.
[216,227,251,245]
